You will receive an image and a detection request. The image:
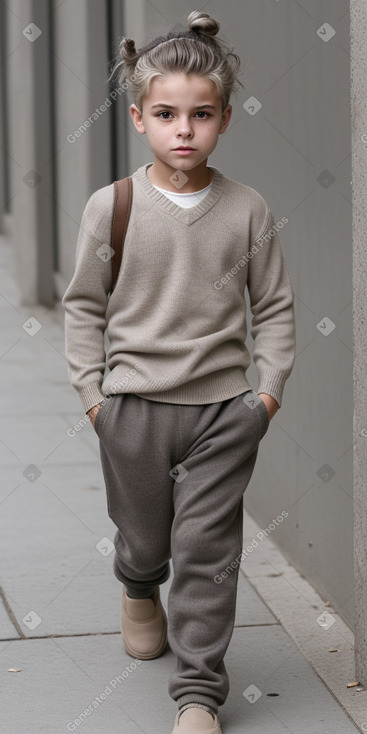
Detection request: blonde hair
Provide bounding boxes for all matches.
[108,10,244,112]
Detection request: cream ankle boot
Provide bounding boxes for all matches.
[121,586,167,660]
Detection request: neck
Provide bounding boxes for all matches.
[147,161,213,193]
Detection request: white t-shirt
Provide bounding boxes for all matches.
[152,181,213,208]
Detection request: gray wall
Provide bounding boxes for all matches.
[53,0,112,297]
[124,0,353,628]
[6,0,54,304]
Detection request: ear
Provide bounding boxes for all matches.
[219,104,232,134]
[130,104,146,133]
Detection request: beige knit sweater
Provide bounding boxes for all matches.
[62,163,295,414]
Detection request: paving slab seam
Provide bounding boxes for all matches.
[234,621,280,628]
[1,631,122,642]
[0,586,25,638]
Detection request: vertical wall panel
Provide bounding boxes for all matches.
[53,0,111,296]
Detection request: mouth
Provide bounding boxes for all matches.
[173,147,196,151]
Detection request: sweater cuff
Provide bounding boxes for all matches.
[77,382,106,414]
[257,370,291,408]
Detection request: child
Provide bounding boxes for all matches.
[62,10,295,734]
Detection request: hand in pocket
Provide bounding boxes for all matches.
[257,393,279,421]
[87,402,103,428]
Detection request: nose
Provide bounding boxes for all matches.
[176,116,193,138]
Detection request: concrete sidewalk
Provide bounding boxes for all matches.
[0,235,364,734]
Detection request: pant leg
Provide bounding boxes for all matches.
[167,390,270,712]
[94,393,177,593]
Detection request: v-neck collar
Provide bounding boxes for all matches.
[133,162,224,225]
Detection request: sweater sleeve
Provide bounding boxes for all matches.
[62,191,114,414]
[247,207,295,407]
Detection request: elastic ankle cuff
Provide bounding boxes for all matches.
[177,694,218,713]
[179,703,216,718]
[124,585,156,599]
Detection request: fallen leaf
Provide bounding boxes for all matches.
[347,681,360,688]
[328,649,340,653]
[8,668,22,673]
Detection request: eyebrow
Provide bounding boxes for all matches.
[151,103,217,110]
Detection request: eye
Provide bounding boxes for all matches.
[157,111,172,119]
[195,111,211,118]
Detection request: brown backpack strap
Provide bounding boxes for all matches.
[110,176,133,293]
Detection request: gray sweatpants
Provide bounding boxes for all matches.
[94,389,269,713]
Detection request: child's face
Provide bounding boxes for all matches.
[130,73,232,175]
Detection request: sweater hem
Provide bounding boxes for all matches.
[102,364,253,404]
[134,378,252,404]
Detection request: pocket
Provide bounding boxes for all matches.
[256,394,270,438]
[93,395,114,436]
[241,389,269,441]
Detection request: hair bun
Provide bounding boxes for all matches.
[119,37,137,64]
[125,39,137,53]
[187,10,220,37]
[115,36,140,77]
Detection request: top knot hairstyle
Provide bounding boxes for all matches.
[108,10,245,113]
